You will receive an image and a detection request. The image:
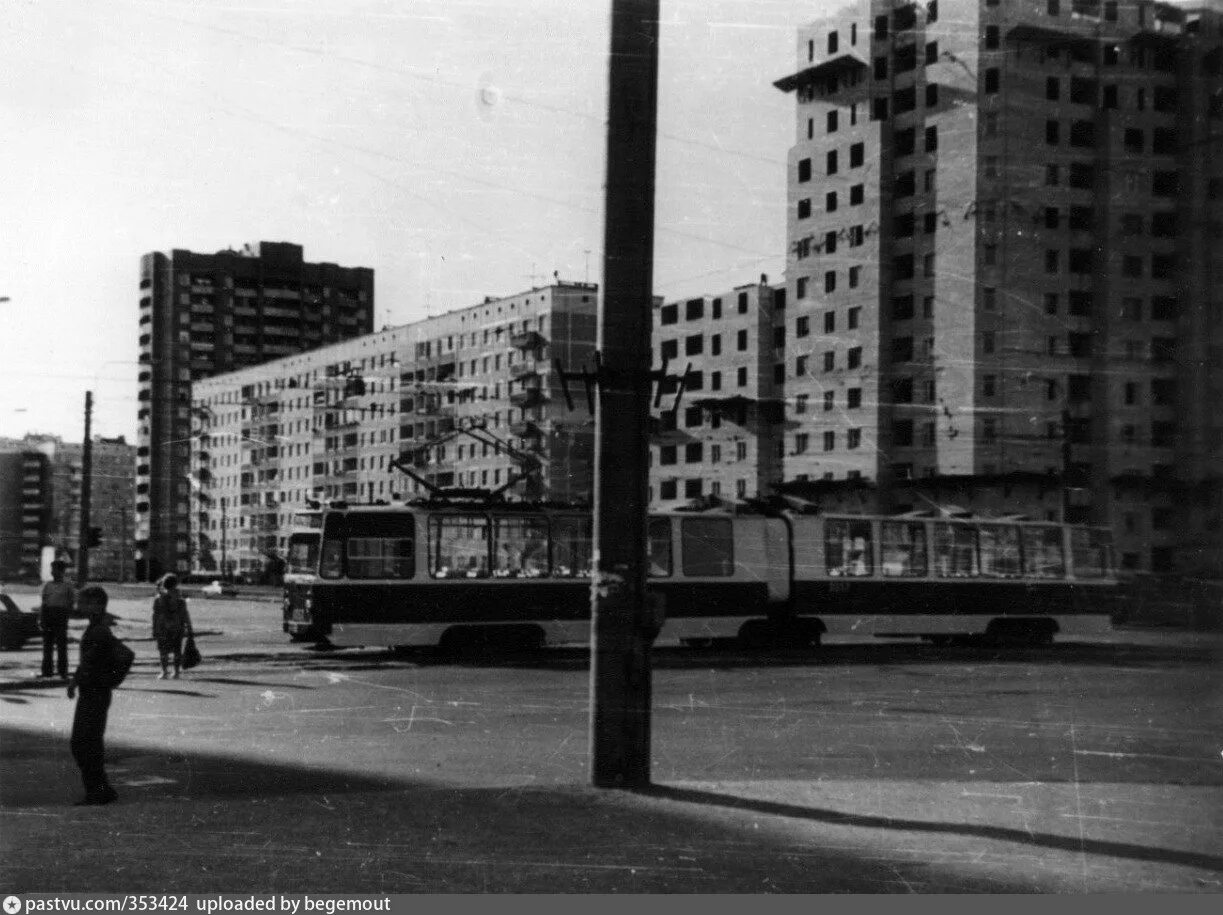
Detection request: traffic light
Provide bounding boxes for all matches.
[87,526,102,548]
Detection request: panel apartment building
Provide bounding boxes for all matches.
[649,278,787,509]
[0,435,136,581]
[189,283,597,581]
[0,447,51,582]
[774,0,1223,574]
[137,242,374,580]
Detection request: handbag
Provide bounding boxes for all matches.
[182,633,201,670]
[108,637,135,688]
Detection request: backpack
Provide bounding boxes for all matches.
[107,637,136,688]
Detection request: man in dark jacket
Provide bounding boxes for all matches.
[67,586,120,806]
[40,560,75,679]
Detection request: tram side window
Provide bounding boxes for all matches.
[552,517,593,578]
[681,517,734,576]
[934,523,979,577]
[1022,526,1065,578]
[429,515,490,579]
[979,525,1022,578]
[344,513,417,579]
[825,519,873,576]
[881,522,926,576]
[648,517,672,577]
[1070,528,1112,578]
[493,516,549,578]
[348,536,414,579]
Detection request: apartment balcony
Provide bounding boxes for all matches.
[509,420,543,439]
[510,330,547,351]
[510,361,541,379]
[773,51,867,95]
[509,388,546,409]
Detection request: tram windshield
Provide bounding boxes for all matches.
[286,533,319,576]
[1071,528,1114,578]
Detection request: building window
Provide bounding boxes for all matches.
[1046,77,1060,101]
[795,433,809,454]
[823,431,836,451]
[983,331,996,354]
[826,191,837,212]
[795,394,808,415]
[847,428,862,449]
[827,150,838,175]
[798,158,812,182]
[798,198,812,219]
[850,184,864,205]
[1045,249,1059,274]
[827,109,838,133]
[1070,77,1096,105]
[849,266,861,288]
[685,334,703,356]
[737,329,748,351]
[823,351,835,372]
[825,271,836,293]
[737,366,748,387]
[847,388,862,409]
[984,68,999,93]
[795,355,808,376]
[796,315,810,337]
[1068,291,1092,316]
[848,306,860,329]
[848,346,862,369]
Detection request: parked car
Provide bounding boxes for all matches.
[199,579,239,598]
[0,593,42,650]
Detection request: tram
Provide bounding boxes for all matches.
[282,500,1116,650]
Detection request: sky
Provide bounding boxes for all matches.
[0,0,823,443]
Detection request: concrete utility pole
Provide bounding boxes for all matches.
[589,0,660,789]
[77,391,93,585]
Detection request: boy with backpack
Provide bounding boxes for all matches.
[67,585,132,806]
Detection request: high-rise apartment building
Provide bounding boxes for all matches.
[190,283,597,581]
[137,242,374,579]
[775,0,1223,574]
[649,279,786,508]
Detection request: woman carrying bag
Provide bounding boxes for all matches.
[152,574,195,679]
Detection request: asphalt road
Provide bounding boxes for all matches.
[1,593,1221,892]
